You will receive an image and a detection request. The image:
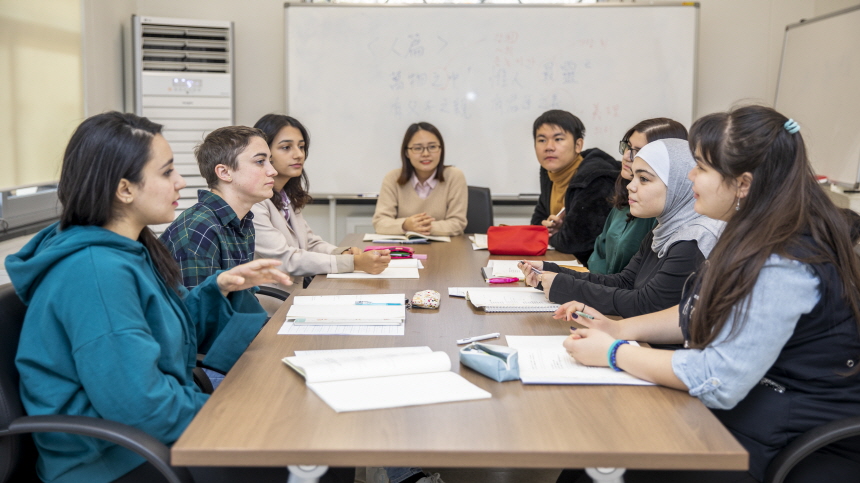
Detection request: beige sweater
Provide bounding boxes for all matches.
[372,166,468,236]
[251,198,353,277]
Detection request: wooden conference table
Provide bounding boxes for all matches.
[172,235,747,481]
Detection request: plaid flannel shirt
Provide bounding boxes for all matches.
[160,190,256,289]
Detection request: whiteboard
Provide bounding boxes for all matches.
[775,5,860,186]
[284,3,698,195]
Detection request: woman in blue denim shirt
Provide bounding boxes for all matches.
[556,105,860,483]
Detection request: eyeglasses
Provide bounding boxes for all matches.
[618,140,641,159]
[407,144,441,154]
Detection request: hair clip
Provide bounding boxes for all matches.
[784,119,800,134]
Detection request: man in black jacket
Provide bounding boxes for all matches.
[530,110,620,263]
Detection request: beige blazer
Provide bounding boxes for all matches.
[371,166,468,236]
[251,199,353,277]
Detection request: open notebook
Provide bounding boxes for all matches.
[506,336,654,385]
[283,347,491,412]
[466,289,559,313]
[364,232,451,243]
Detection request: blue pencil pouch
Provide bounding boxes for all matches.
[459,343,519,382]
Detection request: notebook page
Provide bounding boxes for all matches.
[283,350,451,383]
[506,335,653,386]
[308,371,491,412]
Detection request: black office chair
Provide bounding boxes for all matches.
[764,416,860,483]
[0,284,194,483]
[465,186,494,234]
[257,286,290,302]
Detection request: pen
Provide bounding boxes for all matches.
[488,277,519,283]
[518,260,542,275]
[456,332,501,345]
[550,207,565,227]
[574,311,594,319]
[355,301,402,305]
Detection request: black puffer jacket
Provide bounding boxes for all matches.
[530,147,620,262]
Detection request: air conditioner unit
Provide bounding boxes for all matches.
[131,15,234,231]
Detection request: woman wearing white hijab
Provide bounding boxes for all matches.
[520,138,724,318]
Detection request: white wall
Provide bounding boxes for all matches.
[815,0,860,15]
[81,0,134,117]
[82,0,860,122]
[75,0,860,240]
[694,0,813,115]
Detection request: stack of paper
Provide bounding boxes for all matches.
[466,289,559,313]
[506,336,653,385]
[327,260,420,279]
[287,294,406,325]
[279,294,408,335]
[469,234,488,250]
[283,347,491,412]
[487,260,526,280]
[448,286,541,298]
[552,259,585,269]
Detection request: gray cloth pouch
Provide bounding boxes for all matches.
[459,343,520,382]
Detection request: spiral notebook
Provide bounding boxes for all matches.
[466,290,560,313]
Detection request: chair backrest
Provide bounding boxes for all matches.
[0,283,38,482]
[465,186,494,234]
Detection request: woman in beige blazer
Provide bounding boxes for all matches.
[372,122,468,236]
[252,114,390,278]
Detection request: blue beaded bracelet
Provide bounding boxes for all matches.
[607,339,630,372]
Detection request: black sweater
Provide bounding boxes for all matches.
[544,232,705,318]
[530,148,619,263]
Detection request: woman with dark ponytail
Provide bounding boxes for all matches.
[558,105,860,482]
[2,112,354,483]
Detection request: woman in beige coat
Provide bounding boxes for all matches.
[372,122,468,236]
[251,114,390,280]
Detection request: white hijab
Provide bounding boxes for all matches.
[635,139,725,258]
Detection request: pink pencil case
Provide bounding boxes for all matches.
[364,245,414,259]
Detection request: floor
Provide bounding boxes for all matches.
[357,467,562,483]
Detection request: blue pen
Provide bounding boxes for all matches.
[355,301,401,305]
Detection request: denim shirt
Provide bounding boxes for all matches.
[671,254,820,410]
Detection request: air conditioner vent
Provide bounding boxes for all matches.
[139,24,230,73]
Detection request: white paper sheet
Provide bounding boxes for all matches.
[506,335,653,386]
[448,287,542,298]
[488,260,525,279]
[326,267,420,279]
[278,321,405,335]
[307,371,491,412]
[284,350,451,383]
[295,347,430,358]
[552,259,584,268]
[469,234,488,250]
[388,259,424,269]
[293,294,405,306]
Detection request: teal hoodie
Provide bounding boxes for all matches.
[5,223,266,483]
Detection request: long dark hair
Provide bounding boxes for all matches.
[253,114,313,211]
[687,105,860,348]
[58,111,181,288]
[397,122,446,185]
[612,118,688,208]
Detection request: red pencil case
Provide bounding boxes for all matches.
[487,225,548,256]
[364,246,414,258]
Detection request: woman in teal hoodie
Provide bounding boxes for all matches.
[4,113,356,483]
[586,118,688,274]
